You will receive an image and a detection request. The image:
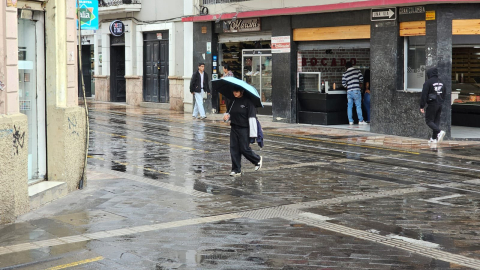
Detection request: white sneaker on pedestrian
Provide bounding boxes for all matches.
[349,122,354,125]
[200,116,207,120]
[437,130,446,143]
[229,171,242,177]
[255,156,263,171]
[359,121,367,125]
[192,115,197,119]
[428,138,437,144]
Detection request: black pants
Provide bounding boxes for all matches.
[230,125,260,173]
[425,102,442,139]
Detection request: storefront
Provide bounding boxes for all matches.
[188,3,480,139]
[215,18,273,115]
[18,9,46,182]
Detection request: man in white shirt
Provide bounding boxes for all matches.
[190,63,210,119]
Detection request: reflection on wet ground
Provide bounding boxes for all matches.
[2,102,480,269]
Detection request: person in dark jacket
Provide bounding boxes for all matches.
[223,89,262,177]
[420,67,446,143]
[190,63,210,119]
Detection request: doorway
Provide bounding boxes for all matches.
[78,45,92,97]
[110,45,126,102]
[18,14,46,181]
[143,32,169,103]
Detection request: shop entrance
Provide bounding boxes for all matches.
[110,45,126,102]
[218,40,272,114]
[143,32,169,103]
[18,14,46,181]
[296,40,370,125]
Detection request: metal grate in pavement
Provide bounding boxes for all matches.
[236,206,305,220]
[90,166,212,197]
[289,216,480,270]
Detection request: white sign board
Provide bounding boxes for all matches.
[271,36,291,53]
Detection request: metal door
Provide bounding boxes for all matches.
[110,45,126,102]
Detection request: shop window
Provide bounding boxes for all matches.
[404,36,426,91]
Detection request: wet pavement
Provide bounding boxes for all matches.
[2,101,480,269]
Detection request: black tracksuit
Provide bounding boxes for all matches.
[228,97,260,173]
[420,67,446,139]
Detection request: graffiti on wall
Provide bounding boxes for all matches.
[68,116,79,136]
[12,125,25,155]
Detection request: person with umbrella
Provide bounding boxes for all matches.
[214,77,263,177]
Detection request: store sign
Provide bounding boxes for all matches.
[77,0,99,30]
[110,20,125,37]
[223,18,261,33]
[399,6,425,15]
[271,36,291,53]
[302,57,357,68]
[371,8,396,21]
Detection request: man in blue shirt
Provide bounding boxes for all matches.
[342,61,366,125]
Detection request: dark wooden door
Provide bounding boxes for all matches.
[110,46,126,102]
[78,45,92,97]
[158,40,168,103]
[144,39,168,103]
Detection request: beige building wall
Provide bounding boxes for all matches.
[0,0,87,224]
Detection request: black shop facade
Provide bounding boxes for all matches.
[190,3,480,139]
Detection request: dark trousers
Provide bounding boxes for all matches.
[425,102,442,139]
[230,125,260,173]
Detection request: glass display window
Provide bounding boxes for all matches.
[242,49,272,104]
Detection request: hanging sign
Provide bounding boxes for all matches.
[110,20,125,37]
[77,0,99,30]
[271,36,291,53]
[223,18,261,33]
[371,8,396,21]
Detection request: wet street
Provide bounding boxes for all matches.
[3,102,480,269]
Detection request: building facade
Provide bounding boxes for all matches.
[0,0,86,224]
[184,0,480,139]
[92,0,192,111]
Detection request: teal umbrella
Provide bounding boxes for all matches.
[212,77,264,108]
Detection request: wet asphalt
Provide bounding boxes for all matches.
[2,102,480,269]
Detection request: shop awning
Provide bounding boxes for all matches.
[297,40,370,50]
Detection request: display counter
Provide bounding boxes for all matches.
[297,72,356,125]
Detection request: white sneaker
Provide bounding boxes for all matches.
[437,130,446,143]
[428,138,437,144]
[359,121,367,125]
[255,156,263,171]
[229,171,242,177]
[349,122,354,125]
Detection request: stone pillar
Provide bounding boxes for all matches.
[125,76,142,106]
[370,20,430,138]
[45,0,87,192]
[169,76,184,111]
[271,16,297,123]
[425,6,453,138]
